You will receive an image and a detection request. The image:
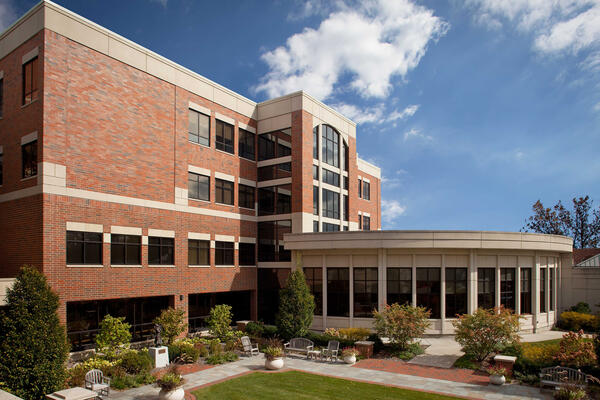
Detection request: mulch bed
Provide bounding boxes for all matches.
[153,362,213,379]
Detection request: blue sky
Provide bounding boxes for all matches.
[2,0,599,231]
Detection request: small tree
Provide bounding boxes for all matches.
[554,330,597,368]
[95,315,131,359]
[207,304,233,341]
[372,303,430,350]
[153,307,186,345]
[0,266,69,400]
[453,306,520,361]
[276,268,315,339]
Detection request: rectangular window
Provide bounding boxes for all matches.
[257,220,291,262]
[321,125,339,167]
[363,182,371,200]
[216,120,234,154]
[322,222,340,232]
[313,186,319,215]
[477,268,495,310]
[22,140,37,178]
[313,126,319,159]
[363,216,371,231]
[549,268,554,311]
[354,268,378,318]
[304,268,322,315]
[0,78,3,118]
[188,172,209,201]
[258,129,291,161]
[215,178,234,205]
[148,237,174,265]
[417,268,441,319]
[312,165,318,180]
[188,239,209,266]
[322,169,340,187]
[358,214,362,230]
[343,226,348,231]
[327,268,349,317]
[387,268,412,306]
[22,56,39,105]
[344,195,348,222]
[313,220,319,232]
[445,268,467,318]
[188,109,210,146]
[322,188,339,219]
[343,142,349,172]
[215,241,234,265]
[239,243,255,266]
[500,268,516,312]
[344,176,349,190]
[239,128,255,160]
[67,231,103,265]
[520,268,531,314]
[358,179,362,198]
[110,234,141,265]
[238,184,255,209]
[257,162,291,181]
[540,268,546,313]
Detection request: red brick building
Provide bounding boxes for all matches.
[0,1,381,349]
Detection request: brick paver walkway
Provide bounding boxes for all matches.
[354,358,489,386]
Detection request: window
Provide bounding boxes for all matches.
[0,77,3,118]
[363,216,371,231]
[322,188,339,219]
[216,120,234,154]
[0,152,3,185]
[257,220,291,262]
[417,268,441,319]
[313,126,319,159]
[445,268,467,318]
[188,109,210,146]
[22,140,37,178]
[344,195,348,222]
[354,268,378,317]
[387,268,412,306]
[67,231,103,265]
[215,241,234,265]
[148,237,174,265]
[477,268,495,310]
[239,128,255,160]
[188,172,209,201]
[313,221,319,232]
[321,125,339,167]
[22,56,39,105]
[358,179,362,198]
[111,234,141,265]
[358,214,362,230]
[549,268,554,311]
[257,163,291,181]
[322,169,340,187]
[258,185,291,215]
[343,142,349,172]
[312,165,318,180]
[313,186,319,215]
[363,181,371,200]
[322,222,340,232]
[520,268,531,314]
[540,268,546,313]
[215,179,234,205]
[304,268,322,315]
[343,226,348,231]
[258,129,291,160]
[500,268,516,311]
[239,243,255,266]
[238,184,255,209]
[327,268,349,317]
[344,176,349,190]
[188,239,209,266]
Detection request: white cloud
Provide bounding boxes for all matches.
[381,169,408,189]
[255,0,448,100]
[331,103,419,124]
[287,0,334,20]
[0,0,17,32]
[381,199,407,223]
[387,104,419,121]
[403,128,432,141]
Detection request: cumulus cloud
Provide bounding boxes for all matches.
[403,128,432,142]
[331,103,419,124]
[255,0,448,100]
[0,0,17,32]
[382,199,407,223]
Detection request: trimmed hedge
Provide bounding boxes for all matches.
[557,311,598,332]
[119,350,153,375]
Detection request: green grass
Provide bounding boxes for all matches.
[192,370,462,400]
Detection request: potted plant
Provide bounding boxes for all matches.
[156,367,185,400]
[487,366,507,385]
[264,346,285,370]
[342,347,360,364]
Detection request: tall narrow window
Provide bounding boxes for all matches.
[312,165,318,180]
[188,109,210,146]
[22,56,39,105]
[327,268,349,317]
[188,172,209,201]
[321,125,339,167]
[343,142,349,172]
[67,231,103,265]
[358,214,362,230]
[417,268,441,319]
[322,188,339,219]
[148,237,174,265]
[363,182,371,200]
[238,184,255,209]
[313,221,319,232]
[520,268,531,314]
[549,268,554,311]
[313,186,319,215]
[354,268,378,317]
[313,126,318,159]
[0,77,3,118]
[500,268,516,312]
[304,268,322,315]
[358,179,362,198]
[22,140,37,178]
[215,241,234,265]
[239,243,255,266]
[215,179,234,205]
[363,216,371,231]
[216,120,234,154]
[239,128,255,160]
[540,268,546,313]
[387,268,412,306]
[344,195,348,222]
[477,268,495,310]
[110,234,141,265]
[445,268,467,318]
[188,239,209,266]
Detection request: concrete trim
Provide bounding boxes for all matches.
[188,165,211,176]
[66,264,103,268]
[239,236,256,244]
[257,156,292,168]
[0,278,16,306]
[110,225,142,235]
[214,171,235,182]
[257,178,292,188]
[147,229,175,238]
[215,112,235,126]
[66,221,103,233]
[21,46,38,64]
[188,232,210,240]
[357,157,381,179]
[238,177,256,187]
[188,101,211,116]
[141,236,148,245]
[215,234,235,242]
[238,122,256,134]
[21,131,37,145]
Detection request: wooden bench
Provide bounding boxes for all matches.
[284,338,314,357]
[539,366,589,389]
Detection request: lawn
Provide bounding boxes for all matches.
[192,370,463,400]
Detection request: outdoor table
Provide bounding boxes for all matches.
[307,349,321,361]
[46,387,98,400]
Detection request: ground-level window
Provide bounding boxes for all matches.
[327,268,349,317]
[148,237,174,265]
[188,239,209,266]
[354,268,378,318]
[549,268,554,311]
[111,234,141,265]
[304,268,323,316]
[520,268,531,314]
[215,241,234,265]
[387,267,412,306]
[445,268,467,318]
[322,222,340,232]
[500,268,516,312]
[67,231,103,265]
[477,268,495,310]
[417,268,441,319]
[540,268,547,313]
[239,243,255,266]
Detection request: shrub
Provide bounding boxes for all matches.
[305,331,354,348]
[569,302,592,314]
[263,346,284,361]
[324,328,371,342]
[245,321,265,337]
[554,385,587,400]
[0,266,69,400]
[554,330,597,368]
[168,341,200,364]
[453,306,520,361]
[111,372,154,390]
[66,358,118,387]
[341,347,360,358]
[263,325,279,338]
[276,268,315,340]
[119,350,153,374]
[392,343,424,361]
[205,352,238,365]
[95,314,132,359]
[558,311,598,332]
[207,304,234,341]
[155,366,183,391]
[372,303,430,351]
[154,308,186,345]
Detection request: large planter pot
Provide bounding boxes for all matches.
[343,355,356,364]
[158,387,185,400]
[265,357,285,370]
[489,374,505,385]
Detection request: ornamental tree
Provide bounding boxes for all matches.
[207,304,234,341]
[554,330,597,368]
[276,268,315,340]
[154,307,186,345]
[0,266,69,400]
[95,314,131,359]
[372,303,430,350]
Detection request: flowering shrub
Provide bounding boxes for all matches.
[453,306,520,361]
[324,328,370,342]
[372,303,430,350]
[487,366,507,376]
[342,347,360,357]
[554,330,597,368]
[521,342,558,366]
[558,312,598,332]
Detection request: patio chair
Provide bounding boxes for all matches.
[84,369,110,398]
[321,340,340,362]
[241,336,260,356]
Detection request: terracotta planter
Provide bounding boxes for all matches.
[343,355,356,364]
[489,374,505,385]
[158,387,185,400]
[265,357,285,370]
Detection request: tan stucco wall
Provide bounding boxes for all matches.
[561,254,600,313]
